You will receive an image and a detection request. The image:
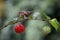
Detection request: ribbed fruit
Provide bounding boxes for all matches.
[14,24,25,34]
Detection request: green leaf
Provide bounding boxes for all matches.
[49,18,59,30]
[43,13,51,20]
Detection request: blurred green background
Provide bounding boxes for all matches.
[0,0,60,40]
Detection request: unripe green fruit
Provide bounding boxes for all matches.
[42,26,51,35]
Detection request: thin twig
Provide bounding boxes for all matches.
[0,24,8,30]
[0,18,49,30]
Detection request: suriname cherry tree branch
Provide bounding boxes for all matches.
[0,11,48,30]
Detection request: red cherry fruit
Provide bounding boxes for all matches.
[14,24,25,34]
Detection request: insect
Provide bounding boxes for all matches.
[19,11,32,17]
